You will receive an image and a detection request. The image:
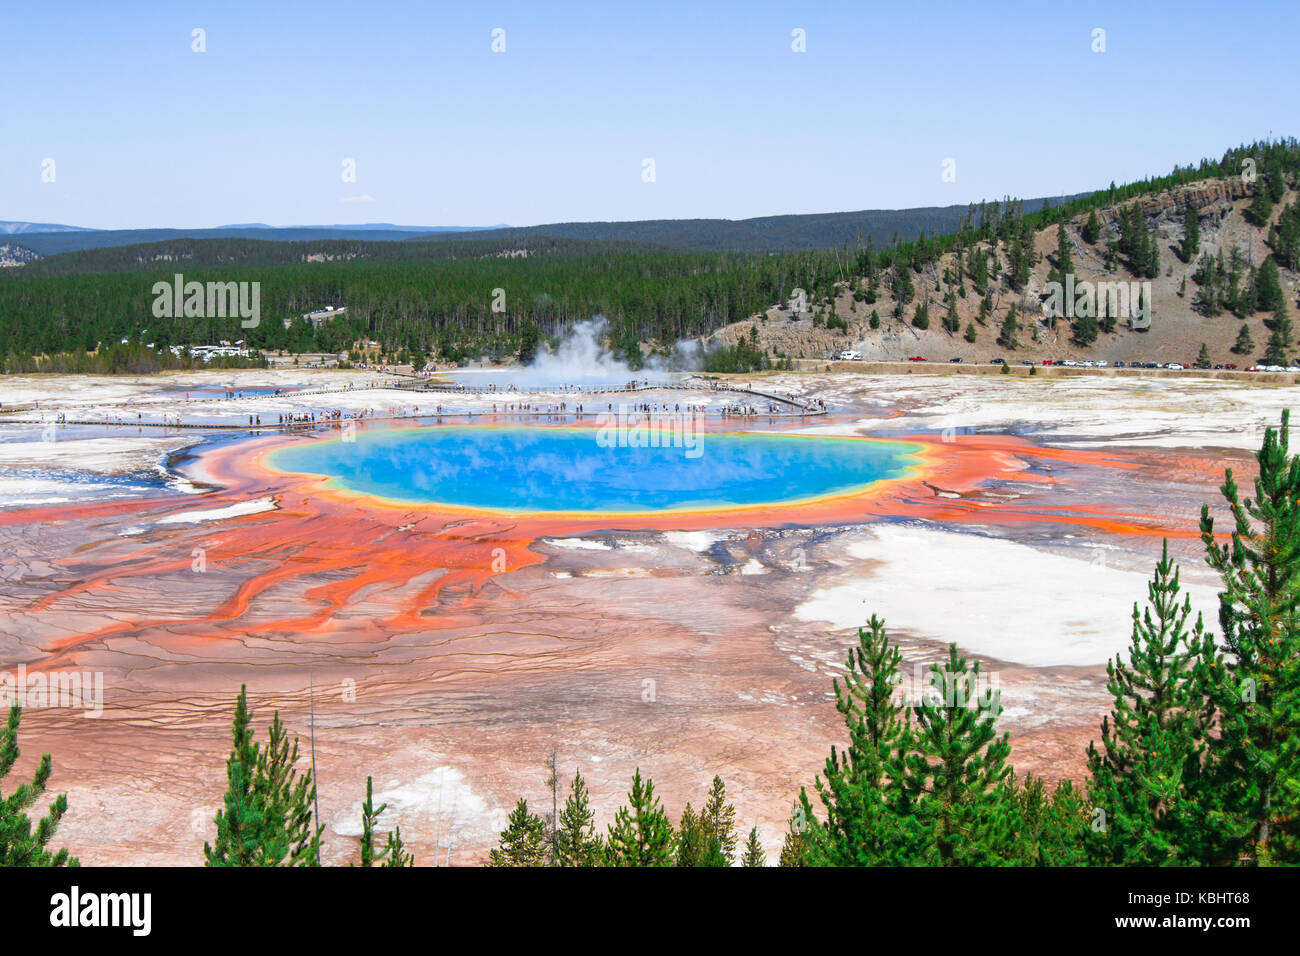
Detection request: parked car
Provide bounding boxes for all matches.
[1095,360,1108,367]
[990,357,1006,365]
[1041,359,1054,365]
[837,350,862,361]
[1143,362,1159,369]
[949,357,963,363]
[1225,363,1238,370]
[907,355,927,362]
[1020,359,1034,365]
[1113,361,1126,368]
[1165,363,1185,370]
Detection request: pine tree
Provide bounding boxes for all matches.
[1117,203,1160,277]
[357,776,385,867]
[969,244,989,295]
[1181,207,1201,262]
[1263,316,1292,366]
[1083,209,1102,244]
[1254,256,1287,316]
[1007,774,1089,866]
[700,775,738,865]
[1199,410,1300,864]
[943,291,960,333]
[1007,220,1036,290]
[203,686,259,866]
[256,711,320,865]
[489,799,548,866]
[555,770,601,866]
[912,299,930,330]
[1146,232,1161,279]
[1085,542,1221,865]
[675,803,705,866]
[1196,343,1212,368]
[354,776,414,867]
[541,748,560,864]
[204,686,321,867]
[1248,183,1275,227]
[382,828,414,867]
[741,827,766,867]
[675,792,729,866]
[891,260,915,304]
[997,305,1019,350]
[1266,161,1287,205]
[0,705,77,866]
[1233,324,1255,355]
[517,320,541,364]
[901,644,1017,865]
[1048,221,1073,287]
[797,616,918,865]
[605,769,674,866]
[1269,198,1300,270]
[1073,313,1100,347]
[619,324,645,370]
[777,807,811,867]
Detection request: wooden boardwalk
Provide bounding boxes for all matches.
[0,377,825,432]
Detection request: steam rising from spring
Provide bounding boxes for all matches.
[507,317,702,387]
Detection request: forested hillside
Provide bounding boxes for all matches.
[16,235,670,277]
[0,243,843,367]
[2,140,1295,373]
[712,139,1300,368]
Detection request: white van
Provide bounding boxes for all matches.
[838,350,862,361]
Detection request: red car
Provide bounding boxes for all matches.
[907,355,927,362]
[1225,363,1238,370]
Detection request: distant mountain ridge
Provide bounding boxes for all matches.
[4,224,504,258]
[0,220,94,235]
[214,222,508,232]
[405,196,1094,252]
[1,196,1090,258]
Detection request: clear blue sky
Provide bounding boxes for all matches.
[2,0,1296,230]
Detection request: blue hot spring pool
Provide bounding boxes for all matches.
[266,426,921,513]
